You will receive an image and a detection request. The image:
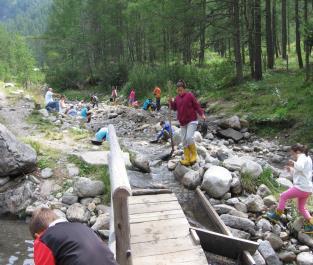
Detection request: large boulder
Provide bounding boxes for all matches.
[74,177,104,198]
[219,116,241,130]
[218,128,243,142]
[66,203,90,223]
[244,194,265,213]
[258,240,282,265]
[182,170,201,189]
[220,214,255,234]
[0,180,36,215]
[173,163,190,181]
[297,252,313,265]
[241,160,263,178]
[264,232,284,250]
[201,166,232,198]
[130,155,151,173]
[0,124,37,177]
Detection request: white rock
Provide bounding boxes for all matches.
[276,178,293,189]
[41,168,53,179]
[38,109,49,117]
[194,131,203,143]
[244,194,265,213]
[241,160,263,178]
[297,252,313,265]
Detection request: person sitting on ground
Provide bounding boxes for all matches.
[142,98,156,111]
[90,95,99,108]
[156,121,173,142]
[111,86,117,103]
[67,105,78,116]
[266,144,313,233]
[59,95,68,114]
[29,208,118,265]
[45,88,60,112]
[81,105,92,123]
[95,127,108,142]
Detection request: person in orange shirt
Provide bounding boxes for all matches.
[153,86,161,111]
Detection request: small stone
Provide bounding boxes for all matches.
[61,194,78,205]
[264,232,284,250]
[263,195,277,208]
[257,184,272,198]
[256,219,272,233]
[41,168,53,179]
[278,251,296,262]
[279,232,289,241]
[234,202,247,213]
[258,240,282,265]
[87,202,96,212]
[244,194,265,213]
[299,245,310,252]
[298,231,313,248]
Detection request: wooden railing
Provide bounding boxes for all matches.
[108,125,132,265]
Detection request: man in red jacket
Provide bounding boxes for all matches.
[29,208,118,265]
[170,80,205,166]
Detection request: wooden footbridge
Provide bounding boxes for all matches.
[107,125,259,265]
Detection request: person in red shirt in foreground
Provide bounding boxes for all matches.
[170,79,205,166]
[30,208,118,265]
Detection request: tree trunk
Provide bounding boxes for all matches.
[304,0,311,80]
[266,0,274,69]
[244,0,255,77]
[281,0,287,59]
[295,0,303,68]
[199,0,206,66]
[254,0,262,80]
[272,0,279,58]
[232,0,243,83]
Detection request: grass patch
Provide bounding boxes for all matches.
[67,155,111,203]
[69,127,91,140]
[241,168,283,195]
[26,110,55,132]
[45,131,63,140]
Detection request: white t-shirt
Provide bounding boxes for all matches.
[292,154,313,193]
[45,91,53,104]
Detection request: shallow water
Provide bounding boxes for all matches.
[0,217,34,265]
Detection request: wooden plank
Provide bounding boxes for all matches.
[130,210,185,224]
[129,200,181,215]
[129,193,177,205]
[190,229,200,245]
[131,236,199,257]
[130,218,189,243]
[193,227,259,260]
[132,189,172,196]
[132,248,208,265]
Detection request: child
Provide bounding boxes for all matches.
[81,106,92,123]
[90,95,99,108]
[95,127,108,142]
[156,121,173,142]
[111,86,117,103]
[128,88,135,106]
[267,143,313,233]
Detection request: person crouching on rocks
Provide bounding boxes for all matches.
[169,79,205,166]
[29,208,118,265]
[95,127,108,142]
[266,143,313,233]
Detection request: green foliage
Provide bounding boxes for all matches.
[26,110,55,132]
[69,128,90,141]
[241,168,282,195]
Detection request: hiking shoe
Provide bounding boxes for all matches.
[266,211,281,222]
[304,223,313,234]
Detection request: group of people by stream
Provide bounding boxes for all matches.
[5,79,313,265]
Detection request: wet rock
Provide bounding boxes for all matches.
[91,213,110,230]
[130,155,151,173]
[244,194,265,213]
[256,218,273,233]
[219,116,241,130]
[220,214,255,233]
[297,252,313,265]
[228,227,250,239]
[278,251,296,263]
[241,160,263,178]
[41,168,53,179]
[252,251,266,265]
[257,184,272,198]
[173,163,190,181]
[182,170,201,189]
[167,160,178,171]
[0,124,37,177]
[298,231,313,248]
[258,240,282,265]
[74,177,104,198]
[0,177,10,187]
[201,166,232,198]
[264,232,284,250]
[218,128,243,142]
[1,180,35,215]
[61,193,78,205]
[66,203,90,223]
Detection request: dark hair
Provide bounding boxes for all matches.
[291,143,309,156]
[160,121,165,126]
[176,79,186,88]
[29,208,59,239]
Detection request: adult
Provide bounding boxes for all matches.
[29,208,118,265]
[45,88,60,112]
[59,95,68,114]
[153,86,161,111]
[267,144,313,233]
[95,127,108,142]
[111,86,117,103]
[90,95,99,108]
[128,88,135,106]
[170,80,205,166]
[81,105,91,123]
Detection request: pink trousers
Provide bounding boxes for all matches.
[277,186,312,220]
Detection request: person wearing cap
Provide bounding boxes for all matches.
[169,79,205,166]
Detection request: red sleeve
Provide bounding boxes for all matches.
[190,93,204,116]
[34,237,55,265]
[170,98,177,111]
